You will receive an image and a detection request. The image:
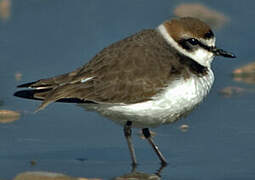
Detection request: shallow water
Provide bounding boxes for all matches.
[0,0,255,179]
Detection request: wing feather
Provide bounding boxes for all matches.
[15,30,186,111]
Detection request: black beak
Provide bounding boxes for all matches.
[210,47,236,58]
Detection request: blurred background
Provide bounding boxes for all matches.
[0,0,254,179]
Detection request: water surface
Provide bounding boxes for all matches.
[0,0,254,179]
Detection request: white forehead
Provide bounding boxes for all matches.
[200,37,216,47]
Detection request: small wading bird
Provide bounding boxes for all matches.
[14,17,235,166]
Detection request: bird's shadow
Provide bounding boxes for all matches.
[111,163,167,180]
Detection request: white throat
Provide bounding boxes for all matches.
[157,24,215,68]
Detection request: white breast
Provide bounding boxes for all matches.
[84,69,214,128]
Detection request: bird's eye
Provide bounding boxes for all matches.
[187,38,199,45]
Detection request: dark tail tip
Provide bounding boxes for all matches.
[13,89,49,100]
[13,89,89,103]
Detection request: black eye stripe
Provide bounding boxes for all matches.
[178,38,213,52]
[179,39,192,50]
[187,38,199,45]
[197,41,212,51]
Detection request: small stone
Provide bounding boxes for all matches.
[14,171,102,180]
[15,72,23,81]
[179,124,189,132]
[219,86,246,97]
[0,110,20,123]
[232,62,255,84]
[0,0,11,21]
[233,62,255,75]
[174,3,228,29]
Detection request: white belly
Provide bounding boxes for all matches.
[83,69,214,128]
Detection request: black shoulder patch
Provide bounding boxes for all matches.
[179,55,208,76]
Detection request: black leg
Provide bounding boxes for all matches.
[142,128,167,166]
[155,162,167,177]
[124,121,137,166]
